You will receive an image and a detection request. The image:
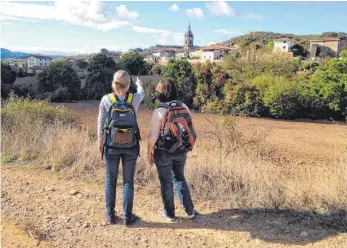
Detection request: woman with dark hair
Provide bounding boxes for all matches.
[147,78,198,222]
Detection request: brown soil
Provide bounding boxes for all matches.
[2,164,347,248]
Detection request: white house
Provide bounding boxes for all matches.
[144,55,160,63]
[189,49,203,59]
[273,38,295,53]
[201,45,232,61]
[175,50,190,58]
[153,49,176,60]
[27,55,52,68]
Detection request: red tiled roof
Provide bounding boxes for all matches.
[201,45,232,51]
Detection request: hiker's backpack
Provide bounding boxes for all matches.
[156,101,196,153]
[102,93,140,151]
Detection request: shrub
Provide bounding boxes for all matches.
[263,77,304,119]
[227,82,268,117]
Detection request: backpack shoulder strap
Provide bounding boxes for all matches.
[127,93,134,104]
[159,103,169,109]
[107,93,117,103]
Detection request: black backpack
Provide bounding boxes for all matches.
[102,93,140,155]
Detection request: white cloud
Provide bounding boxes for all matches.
[215,29,244,36]
[206,1,263,20]
[1,1,184,48]
[186,8,204,19]
[206,1,236,17]
[96,20,132,32]
[115,5,139,20]
[0,1,107,27]
[169,4,179,12]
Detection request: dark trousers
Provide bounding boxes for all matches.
[154,149,194,218]
[105,146,138,220]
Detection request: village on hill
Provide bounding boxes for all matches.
[4,23,345,76]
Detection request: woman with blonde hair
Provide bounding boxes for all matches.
[97,70,144,225]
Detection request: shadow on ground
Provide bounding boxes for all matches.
[131,208,347,246]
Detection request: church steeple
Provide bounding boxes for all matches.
[184,22,194,50]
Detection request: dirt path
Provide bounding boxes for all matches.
[2,164,346,248]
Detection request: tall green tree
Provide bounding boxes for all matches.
[37,61,81,100]
[82,53,117,100]
[307,57,347,119]
[119,52,151,75]
[162,59,196,106]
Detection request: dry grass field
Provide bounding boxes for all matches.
[2,99,347,247]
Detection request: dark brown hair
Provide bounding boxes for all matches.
[156,78,178,102]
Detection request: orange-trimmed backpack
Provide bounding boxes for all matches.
[156,101,196,153]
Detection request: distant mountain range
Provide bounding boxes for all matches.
[1,48,32,59]
[1,48,72,60]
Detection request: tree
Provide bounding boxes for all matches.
[82,53,117,100]
[119,52,150,75]
[37,61,81,101]
[75,59,88,69]
[1,63,16,85]
[308,57,347,119]
[162,59,196,106]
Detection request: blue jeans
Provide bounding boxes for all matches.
[154,149,195,218]
[104,146,138,220]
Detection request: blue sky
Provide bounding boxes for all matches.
[1,1,347,54]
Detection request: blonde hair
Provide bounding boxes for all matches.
[112,70,131,95]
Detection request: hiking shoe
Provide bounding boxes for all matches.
[188,210,200,220]
[124,214,139,226]
[106,215,117,225]
[158,209,177,223]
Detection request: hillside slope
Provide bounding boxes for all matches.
[219,31,347,51]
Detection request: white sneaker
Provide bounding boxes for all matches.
[188,210,199,220]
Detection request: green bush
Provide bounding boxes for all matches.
[262,77,304,119]
[227,82,268,117]
[307,57,347,120]
[1,94,75,126]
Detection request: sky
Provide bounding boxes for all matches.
[1,1,347,55]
